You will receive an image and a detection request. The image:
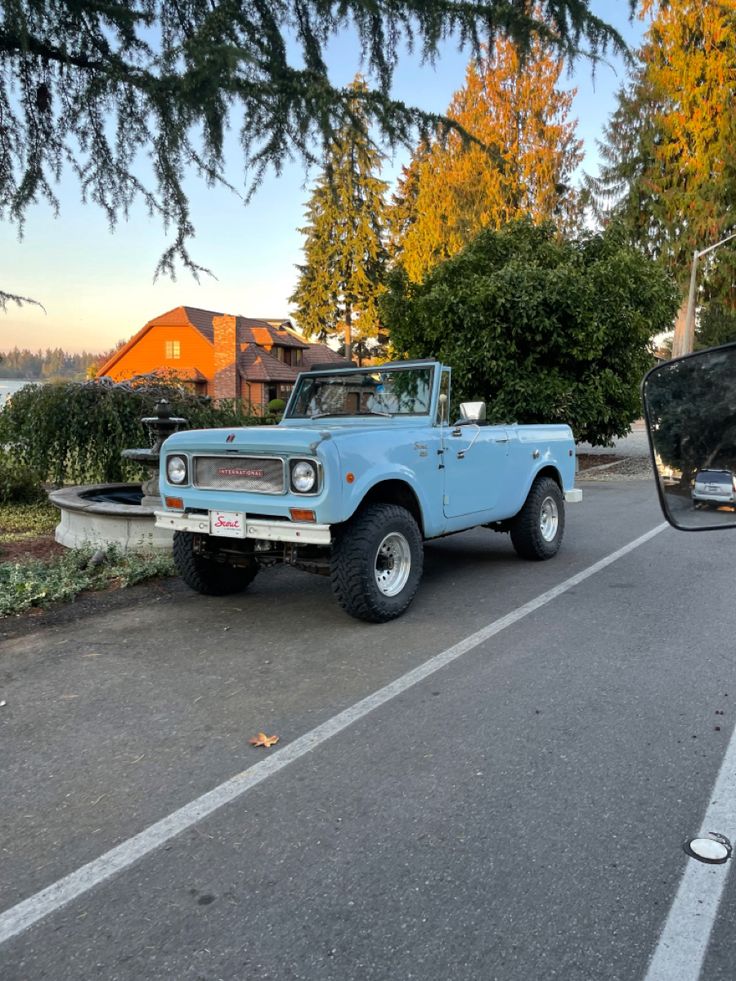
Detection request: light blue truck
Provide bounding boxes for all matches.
[155,360,581,621]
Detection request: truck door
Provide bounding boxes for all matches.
[442,423,511,518]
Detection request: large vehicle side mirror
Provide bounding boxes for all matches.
[458,401,486,423]
[642,342,736,530]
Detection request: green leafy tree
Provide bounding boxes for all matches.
[290,82,389,359]
[1,1,631,308]
[381,221,678,445]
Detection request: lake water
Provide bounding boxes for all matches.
[0,378,44,407]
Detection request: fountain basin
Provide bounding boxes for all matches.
[49,484,174,551]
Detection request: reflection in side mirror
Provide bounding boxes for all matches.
[459,401,486,423]
[642,342,736,530]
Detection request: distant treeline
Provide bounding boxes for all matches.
[0,347,104,380]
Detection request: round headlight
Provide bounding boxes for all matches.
[167,455,187,485]
[292,460,316,493]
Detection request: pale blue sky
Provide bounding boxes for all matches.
[0,3,644,355]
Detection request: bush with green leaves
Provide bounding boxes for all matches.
[0,448,46,504]
[0,545,177,617]
[0,378,265,485]
[382,221,679,445]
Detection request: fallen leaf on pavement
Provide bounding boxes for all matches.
[249,732,280,748]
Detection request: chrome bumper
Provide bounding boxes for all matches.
[154,510,332,545]
[565,489,583,503]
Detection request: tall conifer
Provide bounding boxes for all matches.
[290,83,389,360]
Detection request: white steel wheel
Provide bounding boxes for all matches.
[374,531,412,596]
[539,495,559,542]
[510,476,565,561]
[330,503,424,622]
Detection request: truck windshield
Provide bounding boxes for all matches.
[286,366,434,419]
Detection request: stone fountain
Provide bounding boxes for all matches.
[49,400,188,551]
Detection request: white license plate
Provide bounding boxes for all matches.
[210,510,246,538]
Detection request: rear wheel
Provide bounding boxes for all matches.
[330,504,423,622]
[510,476,565,560]
[173,531,259,595]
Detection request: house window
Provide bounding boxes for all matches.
[294,349,302,366]
[165,340,181,359]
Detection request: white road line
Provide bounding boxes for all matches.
[644,713,736,981]
[0,522,668,946]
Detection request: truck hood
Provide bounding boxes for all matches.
[163,424,338,456]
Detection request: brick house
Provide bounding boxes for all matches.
[96,306,350,409]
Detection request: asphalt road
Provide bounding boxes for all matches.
[2,478,736,981]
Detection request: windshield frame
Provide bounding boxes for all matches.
[283,362,439,421]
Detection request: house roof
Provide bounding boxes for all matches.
[301,344,353,369]
[237,345,300,383]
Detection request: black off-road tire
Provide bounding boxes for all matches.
[173,531,259,596]
[330,504,424,623]
[510,476,565,561]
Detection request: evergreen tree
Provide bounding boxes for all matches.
[290,84,389,360]
[391,37,584,282]
[584,71,666,258]
[1,1,631,308]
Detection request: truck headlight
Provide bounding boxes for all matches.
[291,460,318,493]
[166,455,188,485]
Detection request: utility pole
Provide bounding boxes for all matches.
[671,231,736,358]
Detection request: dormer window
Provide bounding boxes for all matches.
[165,340,181,359]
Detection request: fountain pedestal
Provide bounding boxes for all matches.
[121,399,188,508]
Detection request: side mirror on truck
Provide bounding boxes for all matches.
[642,342,736,531]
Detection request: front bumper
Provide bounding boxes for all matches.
[154,510,332,545]
[565,489,583,503]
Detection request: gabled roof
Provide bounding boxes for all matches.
[301,344,353,369]
[181,306,221,343]
[237,345,300,383]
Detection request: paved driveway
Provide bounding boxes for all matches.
[2,478,735,980]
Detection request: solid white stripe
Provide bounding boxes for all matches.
[644,713,736,981]
[0,522,668,946]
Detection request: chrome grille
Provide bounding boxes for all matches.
[193,456,285,494]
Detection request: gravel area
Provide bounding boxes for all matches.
[578,455,654,481]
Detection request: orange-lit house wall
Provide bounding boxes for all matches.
[102,325,214,382]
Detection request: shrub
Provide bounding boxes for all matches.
[382,220,679,446]
[0,449,46,504]
[0,377,266,485]
[0,545,177,617]
[266,397,286,422]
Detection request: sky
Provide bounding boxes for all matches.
[0,3,645,357]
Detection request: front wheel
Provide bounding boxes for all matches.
[330,504,424,622]
[173,531,259,596]
[510,476,565,561]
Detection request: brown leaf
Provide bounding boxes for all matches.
[249,732,279,748]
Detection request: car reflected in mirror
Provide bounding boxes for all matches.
[642,342,736,531]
